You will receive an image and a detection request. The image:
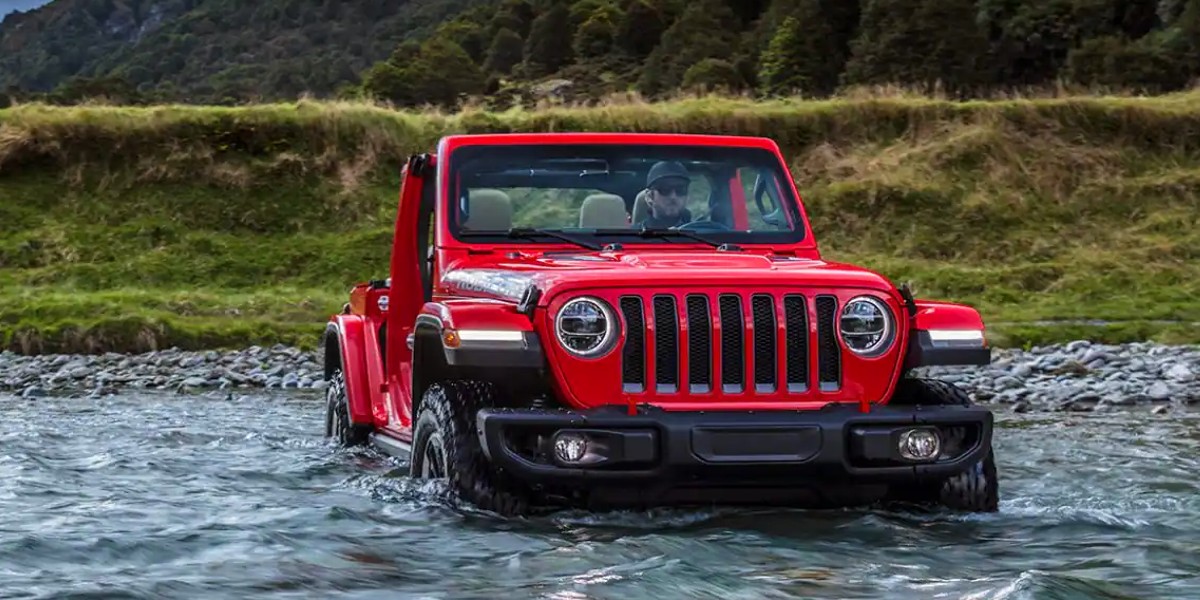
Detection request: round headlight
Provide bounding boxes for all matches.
[839,296,894,356]
[555,297,616,357]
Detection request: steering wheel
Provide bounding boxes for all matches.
[677,219,734,232]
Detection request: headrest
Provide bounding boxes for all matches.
[579,193,628,228]
[632,189,652,225]
[464,188,512,231]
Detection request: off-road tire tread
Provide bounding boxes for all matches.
[414,380,531,516]
[327,369,369,447]
[890,377,999,512]
[893,376,972,407]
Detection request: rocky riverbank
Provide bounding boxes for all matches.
[1,341,1197,412]
[0,344,326,399]
[914,340,1200,414]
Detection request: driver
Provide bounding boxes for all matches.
[638,161,693,228]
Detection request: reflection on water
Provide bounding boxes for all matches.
[2,390,1198,599]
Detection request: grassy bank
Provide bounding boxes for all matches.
[2,92,1199,354]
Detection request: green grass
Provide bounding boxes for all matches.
[3,92,1200,353]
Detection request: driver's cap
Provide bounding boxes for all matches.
[646,161,689,188]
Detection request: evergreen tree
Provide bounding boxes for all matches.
[522,3,574,78]
[415,37,487,106]
[822,0,862,52]
[362,37,485,108]
[1155,0,1200,77]
[757,0,843,96]
[570,0,615,28]
[435,19,488,65]
[1158,0,1189,24]
[976,0,1146,87]
[1064,29,1192,93]
[490,0,536,39]
[681,57,744,92]
[615,0,667,58]
[1177,0,1200,40]
[843,0,990,95]
[1118,0,1163,38]
[637,0,740,97]
[758,16,803,96]
[723,0,770,26]
[484,27,524,75]
[361,61,414,106]
[574,11,617,59]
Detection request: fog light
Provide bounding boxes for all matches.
[898,428,941,461]
[554,432,589,464]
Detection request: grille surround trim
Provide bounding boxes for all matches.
[609,289,888,401]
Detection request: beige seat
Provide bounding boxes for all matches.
[463,188,512,230]
[632,189,652,225]
[579,193,629,228]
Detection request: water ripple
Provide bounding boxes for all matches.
[3,390,1200,598]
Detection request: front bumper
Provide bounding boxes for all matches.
[476,403,993,490]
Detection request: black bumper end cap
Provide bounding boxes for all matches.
[905,329,992,368]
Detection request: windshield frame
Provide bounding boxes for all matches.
[441,141,810,248]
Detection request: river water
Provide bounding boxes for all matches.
[2,389,1199,599]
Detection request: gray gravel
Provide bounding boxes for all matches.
[0,344,327,399]
[914,340,1200,413]
[2,341,1198,412]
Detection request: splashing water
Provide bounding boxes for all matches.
[2,390,1199,599]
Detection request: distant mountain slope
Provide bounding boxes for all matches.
[2,1,53,15]
[0,0,494,102]
[2,0,1196,107]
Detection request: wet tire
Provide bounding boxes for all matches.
[886,377,1000,513]
[410,380,530,516]
[325,369,369,447]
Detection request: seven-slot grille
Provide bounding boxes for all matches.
[619,292,842,396]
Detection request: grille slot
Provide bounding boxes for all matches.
[783,295,810,392]
[653,295,679,393]
[619,296,645,392]
[751,294,777,392]
[816,295,841,391]
[686,295,711,393]
[718,294,744,393]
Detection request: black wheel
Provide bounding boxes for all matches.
[410,380,530,516]
[886,377,1000,513]
[326,369,370,447]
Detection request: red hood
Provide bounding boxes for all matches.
[436,249,899,304]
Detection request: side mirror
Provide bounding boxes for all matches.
[407,153,432,178]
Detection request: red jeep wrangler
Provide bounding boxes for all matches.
[322,132,998,515]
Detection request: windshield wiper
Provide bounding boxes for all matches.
[461,227,603,251]
[637,227,724,248]
[593,227,741,251]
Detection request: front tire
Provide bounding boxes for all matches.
[886,377,1000,512]
[409,380,530,516]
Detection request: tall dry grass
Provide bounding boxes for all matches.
[5,90,1200,192]
[3,90,1200,351]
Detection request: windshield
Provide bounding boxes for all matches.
[446,143,805,245]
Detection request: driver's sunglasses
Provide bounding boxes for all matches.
[652,183,689,197]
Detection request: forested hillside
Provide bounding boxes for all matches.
[0,0,490,104]
[2,0,1198,108]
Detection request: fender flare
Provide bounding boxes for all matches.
[324,316,377,427]
[903,300,992,368]
[409,300,545,369]
[407,301,546,419]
